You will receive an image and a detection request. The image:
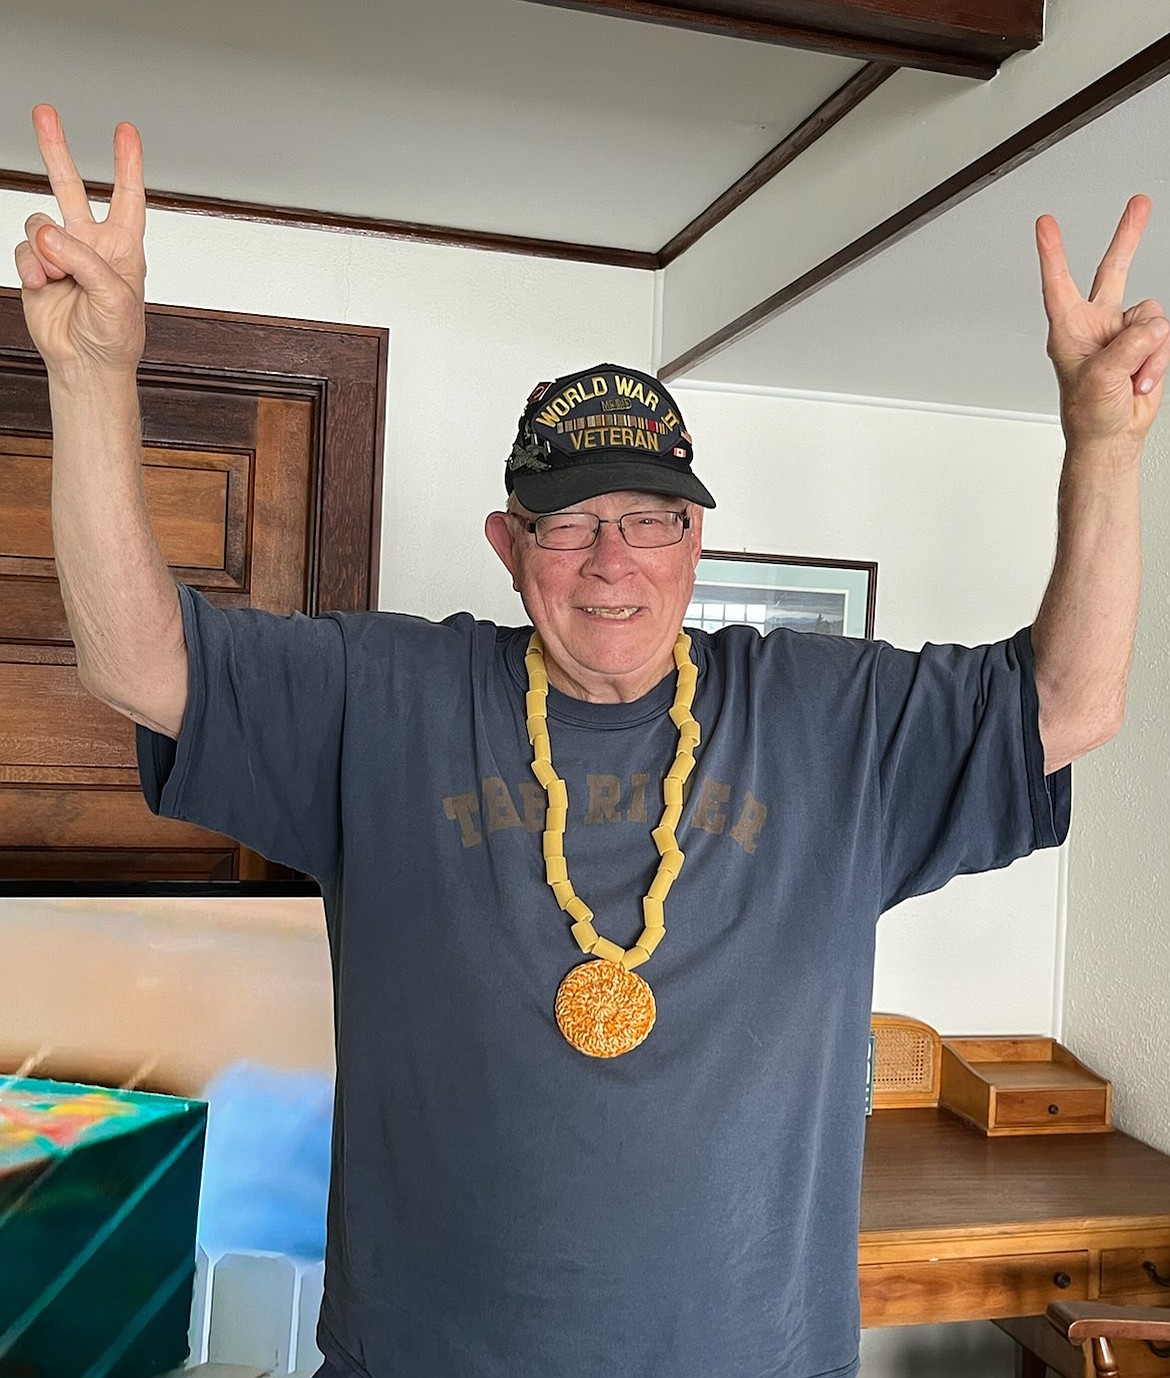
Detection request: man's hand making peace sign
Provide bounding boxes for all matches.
[1037,195,1168,450]
[15,104,147,376]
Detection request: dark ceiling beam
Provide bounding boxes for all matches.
[519,0,1044,79]
[658,61,895,267]
[658,30,1170,382]
[0,168,658,271]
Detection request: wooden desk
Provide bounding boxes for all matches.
[860,1109,1170,1375]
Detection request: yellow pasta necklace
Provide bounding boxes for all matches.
[524,630,700,1057]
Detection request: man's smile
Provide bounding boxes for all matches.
[581,606,640,619]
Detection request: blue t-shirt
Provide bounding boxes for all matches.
[139,586,1069,1378]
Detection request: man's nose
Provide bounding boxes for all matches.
[581,520,636,576]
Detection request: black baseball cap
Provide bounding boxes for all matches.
[505,363,715,514]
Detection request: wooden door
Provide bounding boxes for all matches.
[0,292,387,884]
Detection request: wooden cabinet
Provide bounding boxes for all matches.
[861,1110,1170,1376]
[0,291,387,884]
[940,1037,1113,1135]
[861,1250,1091,1326]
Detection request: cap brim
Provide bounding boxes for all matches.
[511,457,716,514]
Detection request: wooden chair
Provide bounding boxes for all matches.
[1042,1300,1170,1377]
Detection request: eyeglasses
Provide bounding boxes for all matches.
[519,509,691,551]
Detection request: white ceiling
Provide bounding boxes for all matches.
[681,75,1170,416]
[1,0,1164,415]
[0,0,862,251]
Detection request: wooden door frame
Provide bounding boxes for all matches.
[0,289,388,613]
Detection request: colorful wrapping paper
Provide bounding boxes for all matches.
[0,1078,206,1377]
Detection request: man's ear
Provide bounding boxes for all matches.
[485,510,520,588]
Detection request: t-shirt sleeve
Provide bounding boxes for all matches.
[877,625,1070,911]
[136,584,346,883]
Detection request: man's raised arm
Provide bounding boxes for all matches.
[1031,196,1169,775]
[14,105,187,739]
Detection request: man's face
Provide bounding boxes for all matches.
[485,491,704,703]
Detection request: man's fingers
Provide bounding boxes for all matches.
[1123,297,1164,326]
[32,104,95,230]
[14,239,49,291]
[1128,303,1170,395]
[107,121,146,237]
[1036,213,1082,321]
[1094,312,1170,394]
[22,213,69,280]
[1087,194,1151,305]
[1136,338,1170,398]
[33,222,121,297]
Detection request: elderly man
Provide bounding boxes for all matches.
[14,105,1167,1378]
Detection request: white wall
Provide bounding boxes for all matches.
[1063,408,1170,1154]
[678,384,1067,1037]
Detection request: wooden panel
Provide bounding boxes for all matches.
[0,441,50,558]
[0,767,137,786]
[249,395,315,613]
[861,1110,1170,1241]
[0,785,233,849]
[0,576,70,645]
[0,664,135,768]
[145,443,251,587]
[0,369,261,446]
[1100,1246,1170,1304]
[995,1087,1111,1130]
[144,453,233,572]
[0,582,257,648]
[860,1250,1089,1326]
[0,438,235,570]
[520,0,1044,76]
[0,850,237,882]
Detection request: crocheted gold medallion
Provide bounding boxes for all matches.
[554,959,656,1058]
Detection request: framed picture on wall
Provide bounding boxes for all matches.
[690,551,878,639]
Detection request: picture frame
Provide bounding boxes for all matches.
[690,551,878,639]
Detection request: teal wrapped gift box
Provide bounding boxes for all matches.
[0,1078,206,1378]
